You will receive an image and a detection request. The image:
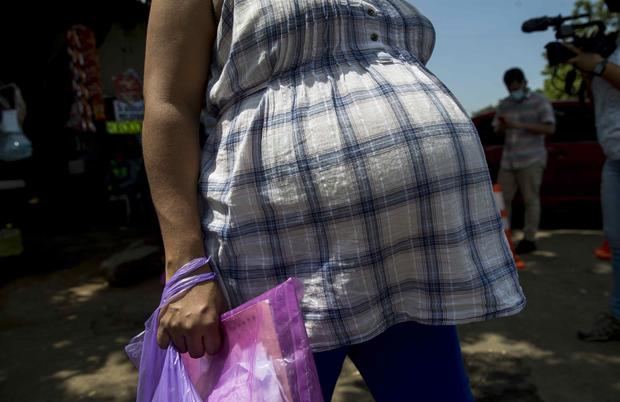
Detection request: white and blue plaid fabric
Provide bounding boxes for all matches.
[200,0,525,351]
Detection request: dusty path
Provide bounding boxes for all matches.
[1,230,618,401]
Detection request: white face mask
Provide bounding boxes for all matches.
[510,89,527,102]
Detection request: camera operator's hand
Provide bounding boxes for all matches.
[565,43,620,91]
[565,44,604,73]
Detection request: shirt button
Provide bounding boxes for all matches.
[368,9,377,16]
[370,33,379,41]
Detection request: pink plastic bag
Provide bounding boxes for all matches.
[125,258,323,402]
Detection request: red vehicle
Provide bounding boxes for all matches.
[472,100,605,212]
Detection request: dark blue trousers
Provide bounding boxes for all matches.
[313,321,474,402]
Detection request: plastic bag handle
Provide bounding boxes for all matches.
[160,257,216,306]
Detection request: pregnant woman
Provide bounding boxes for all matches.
[143,1,526,400]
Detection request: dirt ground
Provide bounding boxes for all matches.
[1,229,619,402]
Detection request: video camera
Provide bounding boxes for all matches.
[522,14,617,66]
[521,0,619,97]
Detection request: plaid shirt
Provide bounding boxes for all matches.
[493,92,556,170]
[201,0,525,352]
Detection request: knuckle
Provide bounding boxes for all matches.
[180,324,192,333]
[198,304,213,315]
[201,319,220,331]
[167,320,184,335]
[180,320,197,332]
[160,317,172,329]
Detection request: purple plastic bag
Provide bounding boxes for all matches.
[126,258,323,402]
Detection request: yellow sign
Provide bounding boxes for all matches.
[106,120,143,135]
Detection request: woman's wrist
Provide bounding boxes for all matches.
[164,241,211,279]
[165,258,212,281]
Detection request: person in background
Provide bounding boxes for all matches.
[493,68,556,254]
[566,32,620,341]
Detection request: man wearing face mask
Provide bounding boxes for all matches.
[573,0,620,342]
[493,68,556,254]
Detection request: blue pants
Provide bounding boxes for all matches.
[603,159,620,319]
[313,322,474,402]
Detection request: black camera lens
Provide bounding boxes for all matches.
[605,0,620,13]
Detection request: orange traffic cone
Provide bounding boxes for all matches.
[595,239,612,261]
[493,184,526,270]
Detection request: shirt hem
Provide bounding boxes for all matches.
[309,297,527,353]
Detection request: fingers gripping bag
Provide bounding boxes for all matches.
[125,258,324,402]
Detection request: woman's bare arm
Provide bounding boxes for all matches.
[143,0,225,357]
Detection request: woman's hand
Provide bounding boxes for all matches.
[157,278,227,358]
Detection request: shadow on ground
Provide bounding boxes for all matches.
[0,231,160,402]
[459,230,620,402]
[1,230,619,402]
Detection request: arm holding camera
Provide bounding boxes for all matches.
[565,43,620,91]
